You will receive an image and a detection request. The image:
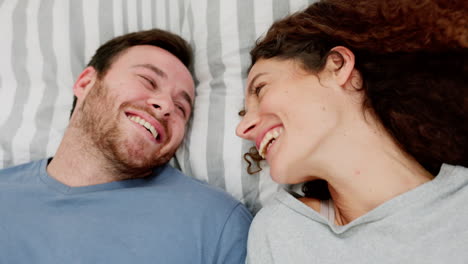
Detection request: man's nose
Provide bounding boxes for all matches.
[148,95,175,119]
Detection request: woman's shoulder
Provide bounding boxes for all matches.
[251,189,324,230]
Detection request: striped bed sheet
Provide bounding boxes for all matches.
[0,0,315,213]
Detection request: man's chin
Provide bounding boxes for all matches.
[115,146,174,171]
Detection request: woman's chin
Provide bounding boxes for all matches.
[269,165,291,185]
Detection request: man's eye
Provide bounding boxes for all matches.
[140,75,155,88]
[177,105,186,117]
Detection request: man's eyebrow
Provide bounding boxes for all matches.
[180,90,194,110]
[133,64,167,79]
[246,72,267,94]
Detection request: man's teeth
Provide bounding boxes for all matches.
[258,127,283,158]
[129,116,158,139]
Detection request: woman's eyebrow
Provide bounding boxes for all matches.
[247,72,267,93]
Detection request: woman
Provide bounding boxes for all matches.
[236,0,468,262]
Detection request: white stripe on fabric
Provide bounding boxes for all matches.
[125,0,139,32]
[83,0,100,64]
[166,0,180,33]
[290,0,310,12]
[13,0,44,165]
[0,0,18,167]
[8,0,30,167]
[187,0,210,183]
[154,0,167,31]
[140,0,153,30]
[253,0,275,38]
[112,0,124,37]
[220,0,244,201]
[47,0,74,157]
[0,0,16,128]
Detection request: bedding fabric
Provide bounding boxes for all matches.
[0,0,317,213]
[0,159,252,263]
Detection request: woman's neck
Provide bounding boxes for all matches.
[303,114,434,225]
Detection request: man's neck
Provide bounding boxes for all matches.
[47,130,151,187]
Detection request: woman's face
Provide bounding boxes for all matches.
[236,58,350,184]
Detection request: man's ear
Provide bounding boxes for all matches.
[325,46,359,89]
[73,66,98,99]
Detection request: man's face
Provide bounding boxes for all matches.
[76,45,195,172]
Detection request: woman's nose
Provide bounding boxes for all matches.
[236,110,258,141]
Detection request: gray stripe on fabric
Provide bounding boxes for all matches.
[0,0,4,8]
[122,0,129,33]
[186,3,197,82]
[99,0,114,44]
[237,0,262,213]
[273,0,290,20]
[1,0,30,167]
[178,0,185,32]
[165,0,170,31]
[136,0,142,30]
[206,0,226,189]
[151,0,156,28]
[69,0,85,79]
[177,1,196,178]
[30,0,58,162]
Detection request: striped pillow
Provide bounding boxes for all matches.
[0,0,315,213]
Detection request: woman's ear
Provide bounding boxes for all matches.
[73,66,97,100]
[325,46,359,89]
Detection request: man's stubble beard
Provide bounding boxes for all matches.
[75,81,175,177]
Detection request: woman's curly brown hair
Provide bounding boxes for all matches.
[243,0,468,198]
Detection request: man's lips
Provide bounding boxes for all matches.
[128,115,159,139]
[125,110,165,143]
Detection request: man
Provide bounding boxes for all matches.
[0,29,252,263]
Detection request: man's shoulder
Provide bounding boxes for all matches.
[0,159,45,182]
[152,164,247,210]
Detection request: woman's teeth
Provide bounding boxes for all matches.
[258,127,283,158]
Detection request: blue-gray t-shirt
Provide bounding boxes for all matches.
[0,159,252,263]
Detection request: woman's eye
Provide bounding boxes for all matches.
[253,83,266,96]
